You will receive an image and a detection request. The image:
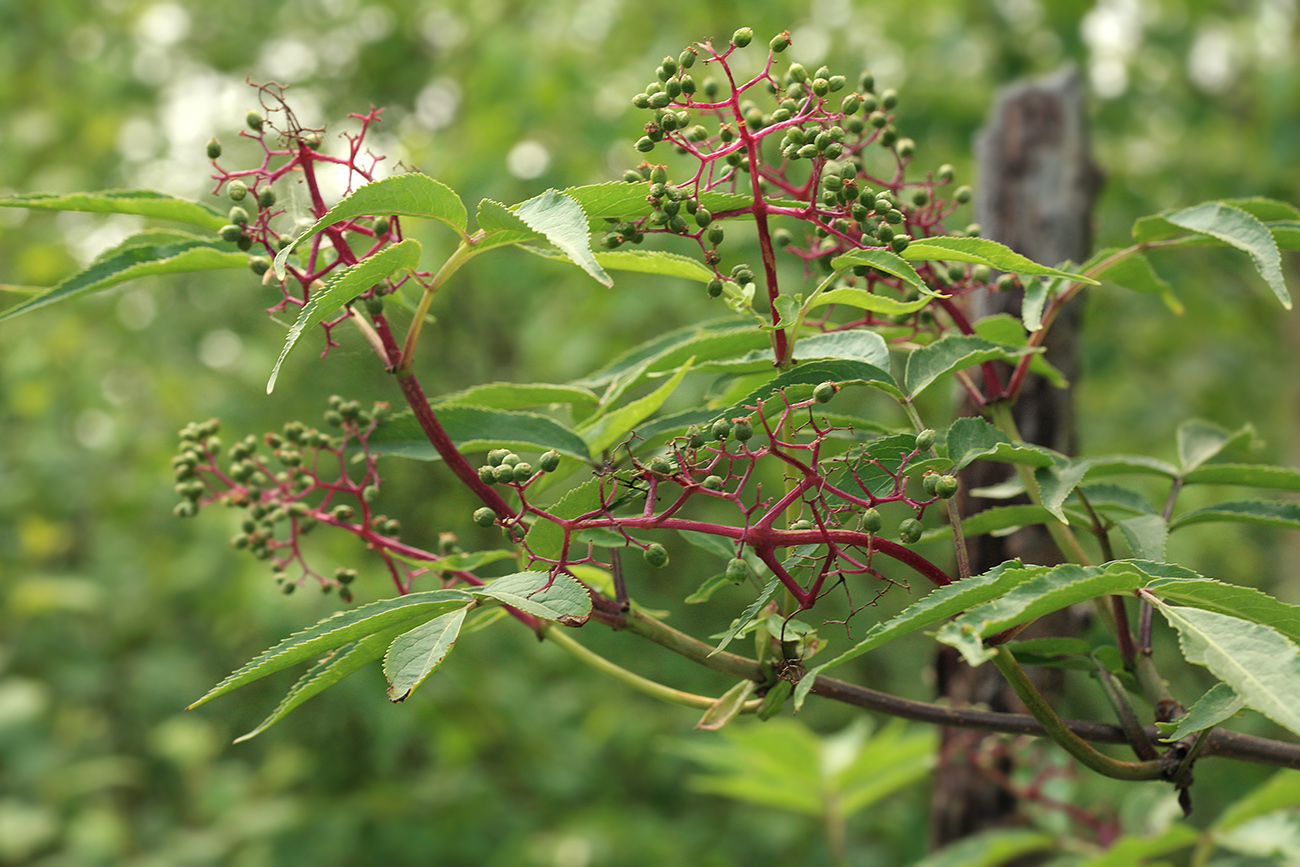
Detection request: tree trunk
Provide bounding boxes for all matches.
[929,64,1102,851]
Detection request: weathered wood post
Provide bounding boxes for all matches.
[929,65,1102,849]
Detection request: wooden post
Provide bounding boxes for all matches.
[929,65,1102,851]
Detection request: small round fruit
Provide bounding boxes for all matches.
[731,27,753,48]
[862,508,883,533]
[644,543,669,568]
[936,475,960,499]
[258,187,277,209]
[539,450,561,473]
[219,224,243,243]
[814,381,838,404]
[915,429,936,451]
[725,558,750,584]
[246,109,264,131]
[473,507,497,527]
[206,138,222,159]
[898,518,923,544]
[229,206,250,226]
[701,475,724,491]
[511,462,533,483]
[226,180,248,201]
[732,417,754,442]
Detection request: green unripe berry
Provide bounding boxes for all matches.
[814,381,837,403]
[937,164,956,184]
[915,429,936,451]
[362,485,379,502]
[219,224,243,243]
[880,89,899,110]
[206,138,222,160]
[632,92,651,109]
[911,189,930,207]
[711,418,732,440]
[473,507,497,528]
[492,465,515,484]
[732,417,754,442]
[862,508,883,533]
[501,452,521,467]
[707,278,724,298]
[708,225,725,246]
[644,543,669,568]
[788,63,808,84]
[236,235,253,251]
[478,465,497,485]
[512,462,533,483]
[860,71,875,92]
[789,520,814,531]
[828,74,847,92]
[246,109,264,131]
[898,518,923,544]
[487,448,510,466]
[869,110,888,129]
[679,48,697,69]
[890,234,910,253]
[996,273,1020,292]
[249,256,271,276]
[955,185,973,204]
[623,169,642,183]
[229,206,249,225]
[540,450,561,472]
[936,475,960,499]
[731,27,753,48]
[972,265,992,284]
[664,79,682,99]
[649,455,674,475]
[923,472,941,497]
[373,217,391,236]
[841,93,862,115]
[636,137,656,153]
[701,474,724,491]
[770,31,791,52]
[896,138,916,158]
[725,558,750,584]
[258,187,277,209]
[694,208,713,228]
[226,180,248,201]
[965,222,982,237]
[812,78,831,97]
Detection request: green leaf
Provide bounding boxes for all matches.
[579,358,693,457]
[573,319,764,388]
[731,358,903,411]
[0,230,247,323]
[514,189,611,287]
[914,829,1055,867]
[1183,463,1300,491]
[1143,577,1300,645]
[677,530,739,561]
[1147,600,1300,737]
[795,561,1039,708]
[793,330,890,368]
[433,381,598,411]
[1213,769,1300,832]
[1035,457,1091,523]
[1178,419,1255,472]
[187,588,475,709]
[830,248,934,296]
[937,565,1143,666]
[594,249,715,282]
[904,335,1035,400]
[1222,197,1300,222]
[471,571,593,625]
[267,238,421,392]
[901,236,1099,284]
[233,626,406,743]
[945,417,1055,471]
[1082,454,1180,480]
[1117,514,1168,561]
[472,199,544,251]
[368,404,591,463]
[0,189,226,230]
[1089,247,1182,313]
[1156,682,1243,742]
[383,606,469,702]
[695,679,757,731]
[273,173,466,278]
[1077,483,1157,516]
[806,286,932,316]
[973,313,1067,387]
[834,719,937,816]
[1077,825,1200,867]
[524,478,606,563]
[685,573,738,605]
[1140,201,1290,309]
[711,577,780,657]
[1169,499,1300,532]
[954,505,1060,540]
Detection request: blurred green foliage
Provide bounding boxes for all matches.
[2,1,1298,864]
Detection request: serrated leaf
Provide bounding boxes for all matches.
[368,404,591,463]
[0,230,247,322]
[394,548,517,573]
[731,359,903,412]
[972,313,1067,387]
[1157,682,1244,742]
[1183,463,1300,490]
[956,505,1060,539]
[1035,457,1091,523]
[1077,483,1156,516]
[188,588,474,709]
[793,330,890,368]
[1144,577,1300,645]
[384,606,469,702]
[233,626,405,743]
[1139,201,1290,309]
[471,571,592,625]
[903,335,1035,399]
[806,286,933,316]
[579,358,693,456]
[0,189,226,229]
[1020,276,1051,331]
[902,236,1098,284]
[594,249,715,282]
[273,174,466,278]
[945,416,1055,471]
[936,565,1143,666]
[1147,600,1300,736]
[573,319,763,388]
[563,182,775,222]
[473,199,544,251]
[514,189,611,287]
[678,529,739,561]
[524,478,605,562]
[795,561,1039,708]
[695,679,757,731]
[1169,499,1300,532]
[433,381,599,411]
[831,248,933,296]
[711,577,780,658]
[1090,247,1182,313]
[1178,419,1255,472]
[267,238,421,393]
[1082,454,1181,479]
[1116,514,1168,561]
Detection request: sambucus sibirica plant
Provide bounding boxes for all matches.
[5,27,1300,857]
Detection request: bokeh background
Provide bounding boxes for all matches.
[2,1,1298,864]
